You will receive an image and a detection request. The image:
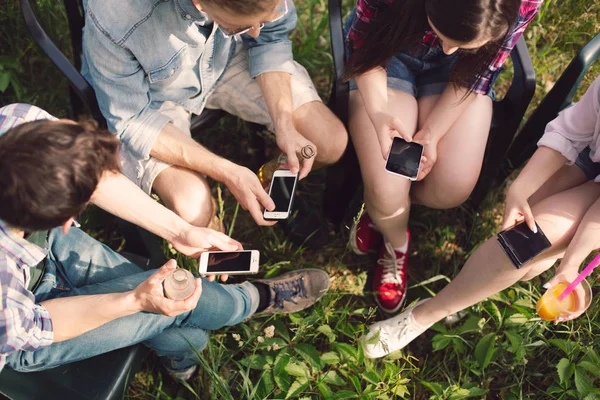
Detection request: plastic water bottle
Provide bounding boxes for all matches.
[163,269,196,300]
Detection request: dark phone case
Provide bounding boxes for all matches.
[496,222,551,268]
[385,138,424,180]
[264,175,298,221]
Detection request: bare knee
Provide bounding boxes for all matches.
[172,181,213,227]
[314,119,348,165]
[155,171,214,227]
[364,184,410,219]
[413,178,476,209]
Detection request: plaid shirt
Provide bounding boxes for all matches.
[347,0,543,94]
[0,104,56,371]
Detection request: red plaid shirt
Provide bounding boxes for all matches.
[347,0,543,94]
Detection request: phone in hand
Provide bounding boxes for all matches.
[198,250,260,275]
[263,169,298,220]
[497,222,551,268]
[385,136,424,181]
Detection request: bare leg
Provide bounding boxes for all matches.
[293,101,348,167]
[412,180,600,325]
[152,166,218,230]
[529,163,588,206]
[411,94,493,208]
[348,89,418,247]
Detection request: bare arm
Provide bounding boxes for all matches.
[418,85,476,143]
[355,68,416,158]
[41,260,201,342]
[150,123,275,226]
[256,72,315,179]
[555,195,600,278]
[90,171,242,259]
[502,146,568,231]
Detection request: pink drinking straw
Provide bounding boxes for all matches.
[558,253,600,302]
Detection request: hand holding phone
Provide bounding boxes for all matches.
[199,250,260,275]
[497,221,551,268]
[263,170,298,220]
[385,136,424,181]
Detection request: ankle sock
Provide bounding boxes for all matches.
[252,282,271,312]
[394,238,409,253]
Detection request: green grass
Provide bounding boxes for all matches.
[2,0,600,398]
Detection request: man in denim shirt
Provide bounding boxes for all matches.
[82,0,347,227]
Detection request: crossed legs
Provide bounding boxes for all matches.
[412,168,596,326]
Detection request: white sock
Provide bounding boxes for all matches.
[394,238,408,253]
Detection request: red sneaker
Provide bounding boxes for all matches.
[373,236,410,313]
[349,210,382,255]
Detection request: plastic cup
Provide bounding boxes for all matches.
[536,279,592,321]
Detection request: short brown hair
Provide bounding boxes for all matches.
[202,0,278,16]
[0,120,120,231]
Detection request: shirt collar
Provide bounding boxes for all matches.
[175,0,210,24]
[0,220,47,267]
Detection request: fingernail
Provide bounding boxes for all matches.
[543,282,551,289]
[533,226,538,233]
[557,317,564,322]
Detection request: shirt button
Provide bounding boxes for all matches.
[170,68,176,75]
[184,14,192,20]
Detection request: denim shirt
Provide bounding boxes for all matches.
[81,0,297,160]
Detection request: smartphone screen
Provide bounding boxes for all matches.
[497,222,551,268]
[385,137,423,180]
[205,251,252,273]
[271,175,296,212]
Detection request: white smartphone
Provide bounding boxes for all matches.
[385,136,424,181]
[263,169,298,220]
[199,250,260,275]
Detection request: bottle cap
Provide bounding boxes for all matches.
[163,269,195,300]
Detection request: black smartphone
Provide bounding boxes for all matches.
[497,222,551,268]
[263,170,298,220]
[385,136,424,181]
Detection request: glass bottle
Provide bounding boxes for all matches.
[163,269,195,300]
[257,153,288,187]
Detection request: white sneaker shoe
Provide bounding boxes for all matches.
[361,299,432,358]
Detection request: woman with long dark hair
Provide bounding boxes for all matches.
[346,0,543,315]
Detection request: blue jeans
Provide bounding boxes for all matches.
[6,228,259,372]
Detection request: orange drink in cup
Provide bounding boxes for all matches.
[536,279,592,322]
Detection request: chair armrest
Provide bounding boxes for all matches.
[499,36,536,120]
[19,0,104,125]
[328,0,349,126]
[504,32,600,171]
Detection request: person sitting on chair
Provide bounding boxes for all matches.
[361,74,600,358]
[81,0,348,229]
[0,103,330,379]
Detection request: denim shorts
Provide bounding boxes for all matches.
[575,147,600,180]
[344,8,496,98]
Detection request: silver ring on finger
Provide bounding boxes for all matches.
[300,145,316,159]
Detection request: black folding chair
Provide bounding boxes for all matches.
[323,0,537,227]
[502,33,600,178]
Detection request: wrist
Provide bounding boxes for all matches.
[273,112,294,134]
[212,158,238,183]
[124,290,144,314]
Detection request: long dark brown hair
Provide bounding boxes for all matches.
[345,0,521,92]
